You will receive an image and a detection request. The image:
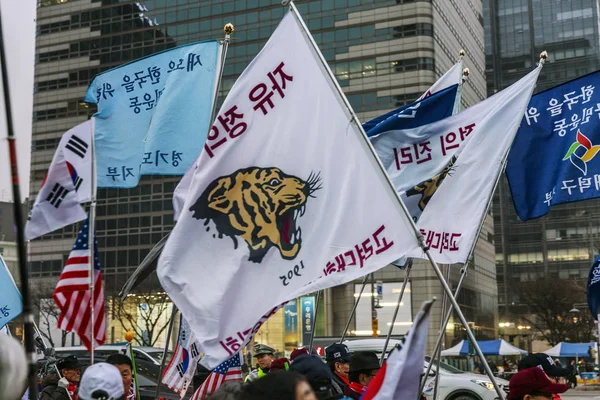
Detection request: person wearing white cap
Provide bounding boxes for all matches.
[78,363,125,400]
[0,334,28,400]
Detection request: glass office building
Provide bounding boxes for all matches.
[486,0,600,348]
[31,0,494,352]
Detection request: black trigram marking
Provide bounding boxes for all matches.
[65,135,88,158]
[73,176,82,191]
[176,362,185,377]
[190,343,199,358]
[46,183,69,208]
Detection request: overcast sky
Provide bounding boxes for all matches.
[0,1,35,203]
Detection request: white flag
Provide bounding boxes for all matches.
[418,61,463,101]
[361,300,433,400]
[26,120,93,240]
[158,10,418,368]
[407,65,541,264]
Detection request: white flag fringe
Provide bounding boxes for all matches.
[158,10,419,368]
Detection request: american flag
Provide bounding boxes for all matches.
[52,216,105,351]
[191,353,243,400]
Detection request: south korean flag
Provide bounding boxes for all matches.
[26,120,93,240]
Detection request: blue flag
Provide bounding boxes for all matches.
[0,256,22,329]
[363,84,459,136]
[506,70,600,221]
[587,255,600,320]
[85,41,220,188]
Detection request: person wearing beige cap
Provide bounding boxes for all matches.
[78,363,125,400]
[508,367,569,400]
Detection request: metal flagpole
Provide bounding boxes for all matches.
[287,3,539,397]
[0,5,38,398]
[154,306,178,400]
[379,260,412,365]
[210,24,234,124]
[308,290,321,351]
[89,118,97,365]
[432,264,450,400]
[418,264,469,397]
[417,53,547,400]
[340,274,369,343]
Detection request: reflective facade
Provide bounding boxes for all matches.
[486,0,600,325]
[31,0,494,352]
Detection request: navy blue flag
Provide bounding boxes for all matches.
[587,255,600,320]
[506,70,600,221]
[363,84,459,136]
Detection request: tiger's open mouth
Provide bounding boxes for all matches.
[277,203,305,252]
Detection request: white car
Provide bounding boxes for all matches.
[343,339,509,400]
[423,358,509,400]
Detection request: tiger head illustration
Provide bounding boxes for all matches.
[406,155,457,211]
[189,167,322,263]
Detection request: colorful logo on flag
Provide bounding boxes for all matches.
[563,130,600,176]
[189,167,322,263]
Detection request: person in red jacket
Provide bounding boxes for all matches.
[343,352,380,400]
[508,367,569,400]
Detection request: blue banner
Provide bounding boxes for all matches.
[506,70,600,221]
[283,301,298,349]
[588,255,600,320]
[363,84,458,136]
[0,256,22,329]
[85,41,220,188]
[300,296,314,347]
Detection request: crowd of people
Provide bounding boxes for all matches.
[0,332,588,400]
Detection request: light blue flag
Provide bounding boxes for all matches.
[85,41,220,188]
[0,255,22,329]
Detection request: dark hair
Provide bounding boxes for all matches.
[207,381,243,400]
[87,389,126,400]
[240,370,307,400]
[349,370,374,384]
[106,353,133,369]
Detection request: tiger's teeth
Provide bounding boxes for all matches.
[301,205,306,217]
[294,210,298,220]
[297,227,302,241]
[290,233,295,244]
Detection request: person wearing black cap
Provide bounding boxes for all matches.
[518,353,570,400]
[343,351,380,399]
[40,355,81,400]
[324,343,351,396]
[289,355,343,400]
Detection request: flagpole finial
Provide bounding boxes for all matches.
[459,49,466,57]
[125,331,135,342]
[539,50,548,64]
[224,23,235,36]
[281,0,292,5]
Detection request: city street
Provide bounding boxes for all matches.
[564,390,600,399]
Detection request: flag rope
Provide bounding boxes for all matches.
[380,260,412,365]
[154,306,178,400]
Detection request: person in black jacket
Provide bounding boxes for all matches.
[324,343,351,396]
